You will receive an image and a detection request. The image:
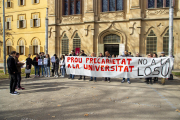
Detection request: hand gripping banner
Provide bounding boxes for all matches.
[65,57,174,78]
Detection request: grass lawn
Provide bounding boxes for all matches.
[172,72,180,77]
[0,68,35,79]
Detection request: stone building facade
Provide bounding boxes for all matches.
[48,0,180,69]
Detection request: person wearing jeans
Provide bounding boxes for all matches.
[33,54,40,77]
[60,55,65,77]
[68,50,76,80]
[40,52,45,77]
[44,54,51,77]
[121,50,133,84]
[90,77,96,82]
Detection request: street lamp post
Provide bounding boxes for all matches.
[45,8,48,54]
[3,0,6,74]
[169,0,174,57]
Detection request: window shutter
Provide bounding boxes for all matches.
[5,2,7,8]
[29,45,33,55]
[5,22,7,29]
[30,19,33,27]
[37,0,39,3]
[23,20,26,28]
[24,46,26,55]
[32,0,34,4]
[9,21,11,29]
[23,0,25,5]
[18,0,20,6]
[17,20,19,28]
[10,2,12,7]
[38,18,41,27]
[16,46,19,53]
[38,45,41,53]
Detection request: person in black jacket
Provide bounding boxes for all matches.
[25,54,33,78]
[78,50,87,80]
[7,51,19,95]
[104,51,112,83]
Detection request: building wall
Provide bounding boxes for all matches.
[0,0,47,62]
[46,0,179,69]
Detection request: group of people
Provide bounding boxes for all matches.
[7,49,167,95]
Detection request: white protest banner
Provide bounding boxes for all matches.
[51,56,56,63]
[65,56,174,78]
[38,59,42,65]
[44,58,48,65]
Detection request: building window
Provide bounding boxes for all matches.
[63,0,81,15]
[30,14,40,28]
[6,40,12,55]
[148,0,174,8]
[7,46,11,55]
[103,34,120,43]
[102,0,123,12]
[5,18,11,30]
[18,0,25,6]
[163,30,174,55]
[32,0,39,4]
[33,46,38,55]
[73,33,81,55]
[146,30,157,54]
[5,0,12,8]
[20,46,24,55]
[17,16,26,29]
[61,34,69,55]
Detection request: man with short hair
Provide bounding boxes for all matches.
[104,51,111,83]
[68,50,76,79]
[121,50,133,84]
[14,53,25,90]
[78,50,87,80]
[7,51,19,95]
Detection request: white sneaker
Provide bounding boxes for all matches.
[48,75,50,77]
[54,75,56,78]
[56,75,58,78]
[11,91,19,95]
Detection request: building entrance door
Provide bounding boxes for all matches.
[104,44,119,56]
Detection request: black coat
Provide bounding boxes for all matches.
[47,58,50,67]
[26,58,33,69]
[69,53,76,56]
[7,55,18,74]
[33,57,39,66]
[81,53,87,57]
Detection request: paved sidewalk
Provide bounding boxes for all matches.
[0,76,180,120]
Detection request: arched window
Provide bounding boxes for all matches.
[103,34,120,43]
[148,0,174,8]
[102,0,123,12]
[63,0,81,15]
[61,34,69,55]
[73,33,81,55]
[146,30,157,54]
[163,30,174,55]
[19,40,25,55]
[29,39,40,55]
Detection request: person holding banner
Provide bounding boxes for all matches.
[90,52,97,82]
[153,53,158,83]
[33,54,40,77]
[121,50,133,84]
[104,51,111,83]
[78,50,87,80]
[145,53,153,84]
[44,54,51,77]
[25,54,33,78]
[68,50,76,80]
[60,55,65,77]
